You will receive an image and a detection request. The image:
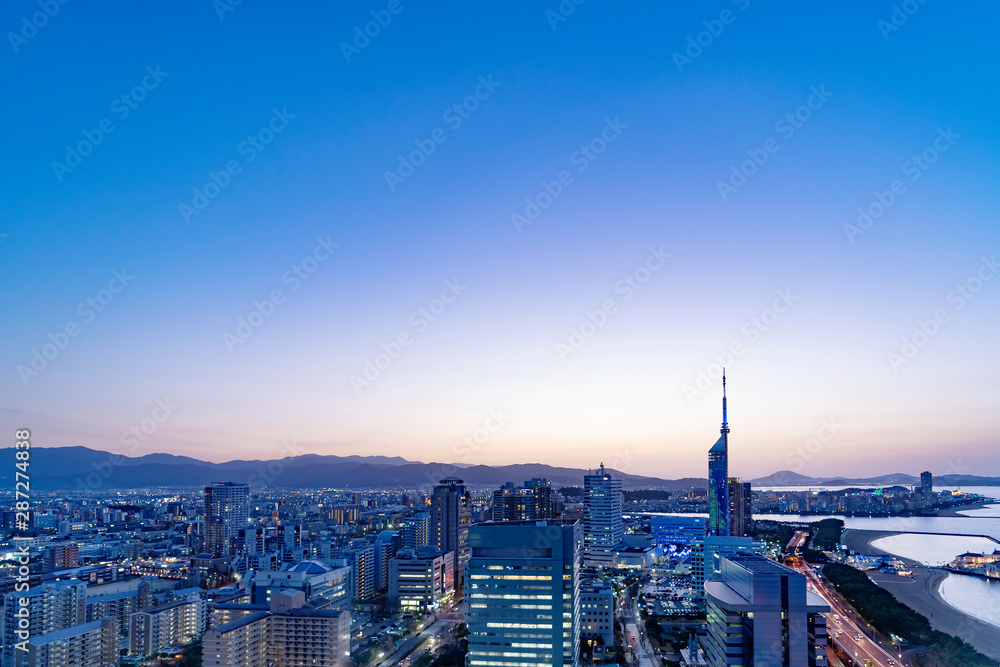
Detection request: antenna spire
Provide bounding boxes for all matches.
[721,369,729,433]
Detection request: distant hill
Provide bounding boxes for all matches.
[0,447,691,490]
[2,447,996,491]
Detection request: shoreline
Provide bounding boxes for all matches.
[935,501,998,516]
[841,529,1000,660]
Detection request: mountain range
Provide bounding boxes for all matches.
[3,447,997,491]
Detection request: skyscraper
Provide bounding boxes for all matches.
[492,478,554,522]
[727,478,752,538]
[704,554,829,666]
[431,478,471,596]
[204,482,250,558]
[708,372,730,537]
[466,520,581,667]
[583,463,623,567]
[921,470,933,498]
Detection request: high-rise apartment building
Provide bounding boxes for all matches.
[583,464,623,567]
[466,520,582,667]
[21,617,117,667]
[708,373,731,537]
[204,482,250,558]
[921,471,933,498]
[431,478,471,595]
[203,591,350,667]
[401,512,430,549]
[727,479,752,538]
[493,479,555,522]
[128,593,206,656]
[704,554,829,666]
[2,579,87,667]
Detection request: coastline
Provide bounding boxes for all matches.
[935,501,998,517]
[840,529,1000,660]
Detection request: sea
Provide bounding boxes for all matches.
[640,485,1000,628]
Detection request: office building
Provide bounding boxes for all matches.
[727,479,752,538]
[650,515,707,545]
[21,617,117,667]
[388,547,454,613]
[431,478,471,595]
[583,464,623,568]
[493,479,555,522]
[708,373,730,536]
[466,520,581,667]
[203,591,350,667]
[691,536,765,601]
[704,554,829,666]
[374,531,401,591]
[128,593,206,656]
[204,482,250,558]
[579,581,614,649]
[2,579,87,667]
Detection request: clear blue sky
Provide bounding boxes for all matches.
[2,1,997,479]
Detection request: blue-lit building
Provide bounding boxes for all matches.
[708,373,730,537]
[704,554,829,666]
[650,515,708,545]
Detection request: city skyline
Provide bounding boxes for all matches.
[3,3,998,479]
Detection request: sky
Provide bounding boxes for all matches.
[1,2,998,480]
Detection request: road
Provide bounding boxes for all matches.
[378,616,458,667]
[619,585,657,667]
[798,564,907,667]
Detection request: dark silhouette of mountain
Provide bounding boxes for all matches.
[4,447,997,490]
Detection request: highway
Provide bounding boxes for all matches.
[798,564,907,667]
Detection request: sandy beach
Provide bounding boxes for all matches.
[935,501,998,517]
[841,529,1000,660]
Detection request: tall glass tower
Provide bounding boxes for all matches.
[708,373,730,537]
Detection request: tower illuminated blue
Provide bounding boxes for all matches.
[708,372,730,537]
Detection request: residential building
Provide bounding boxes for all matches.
[204,482,250,558]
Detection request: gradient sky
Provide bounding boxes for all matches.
[2,2,998,480]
